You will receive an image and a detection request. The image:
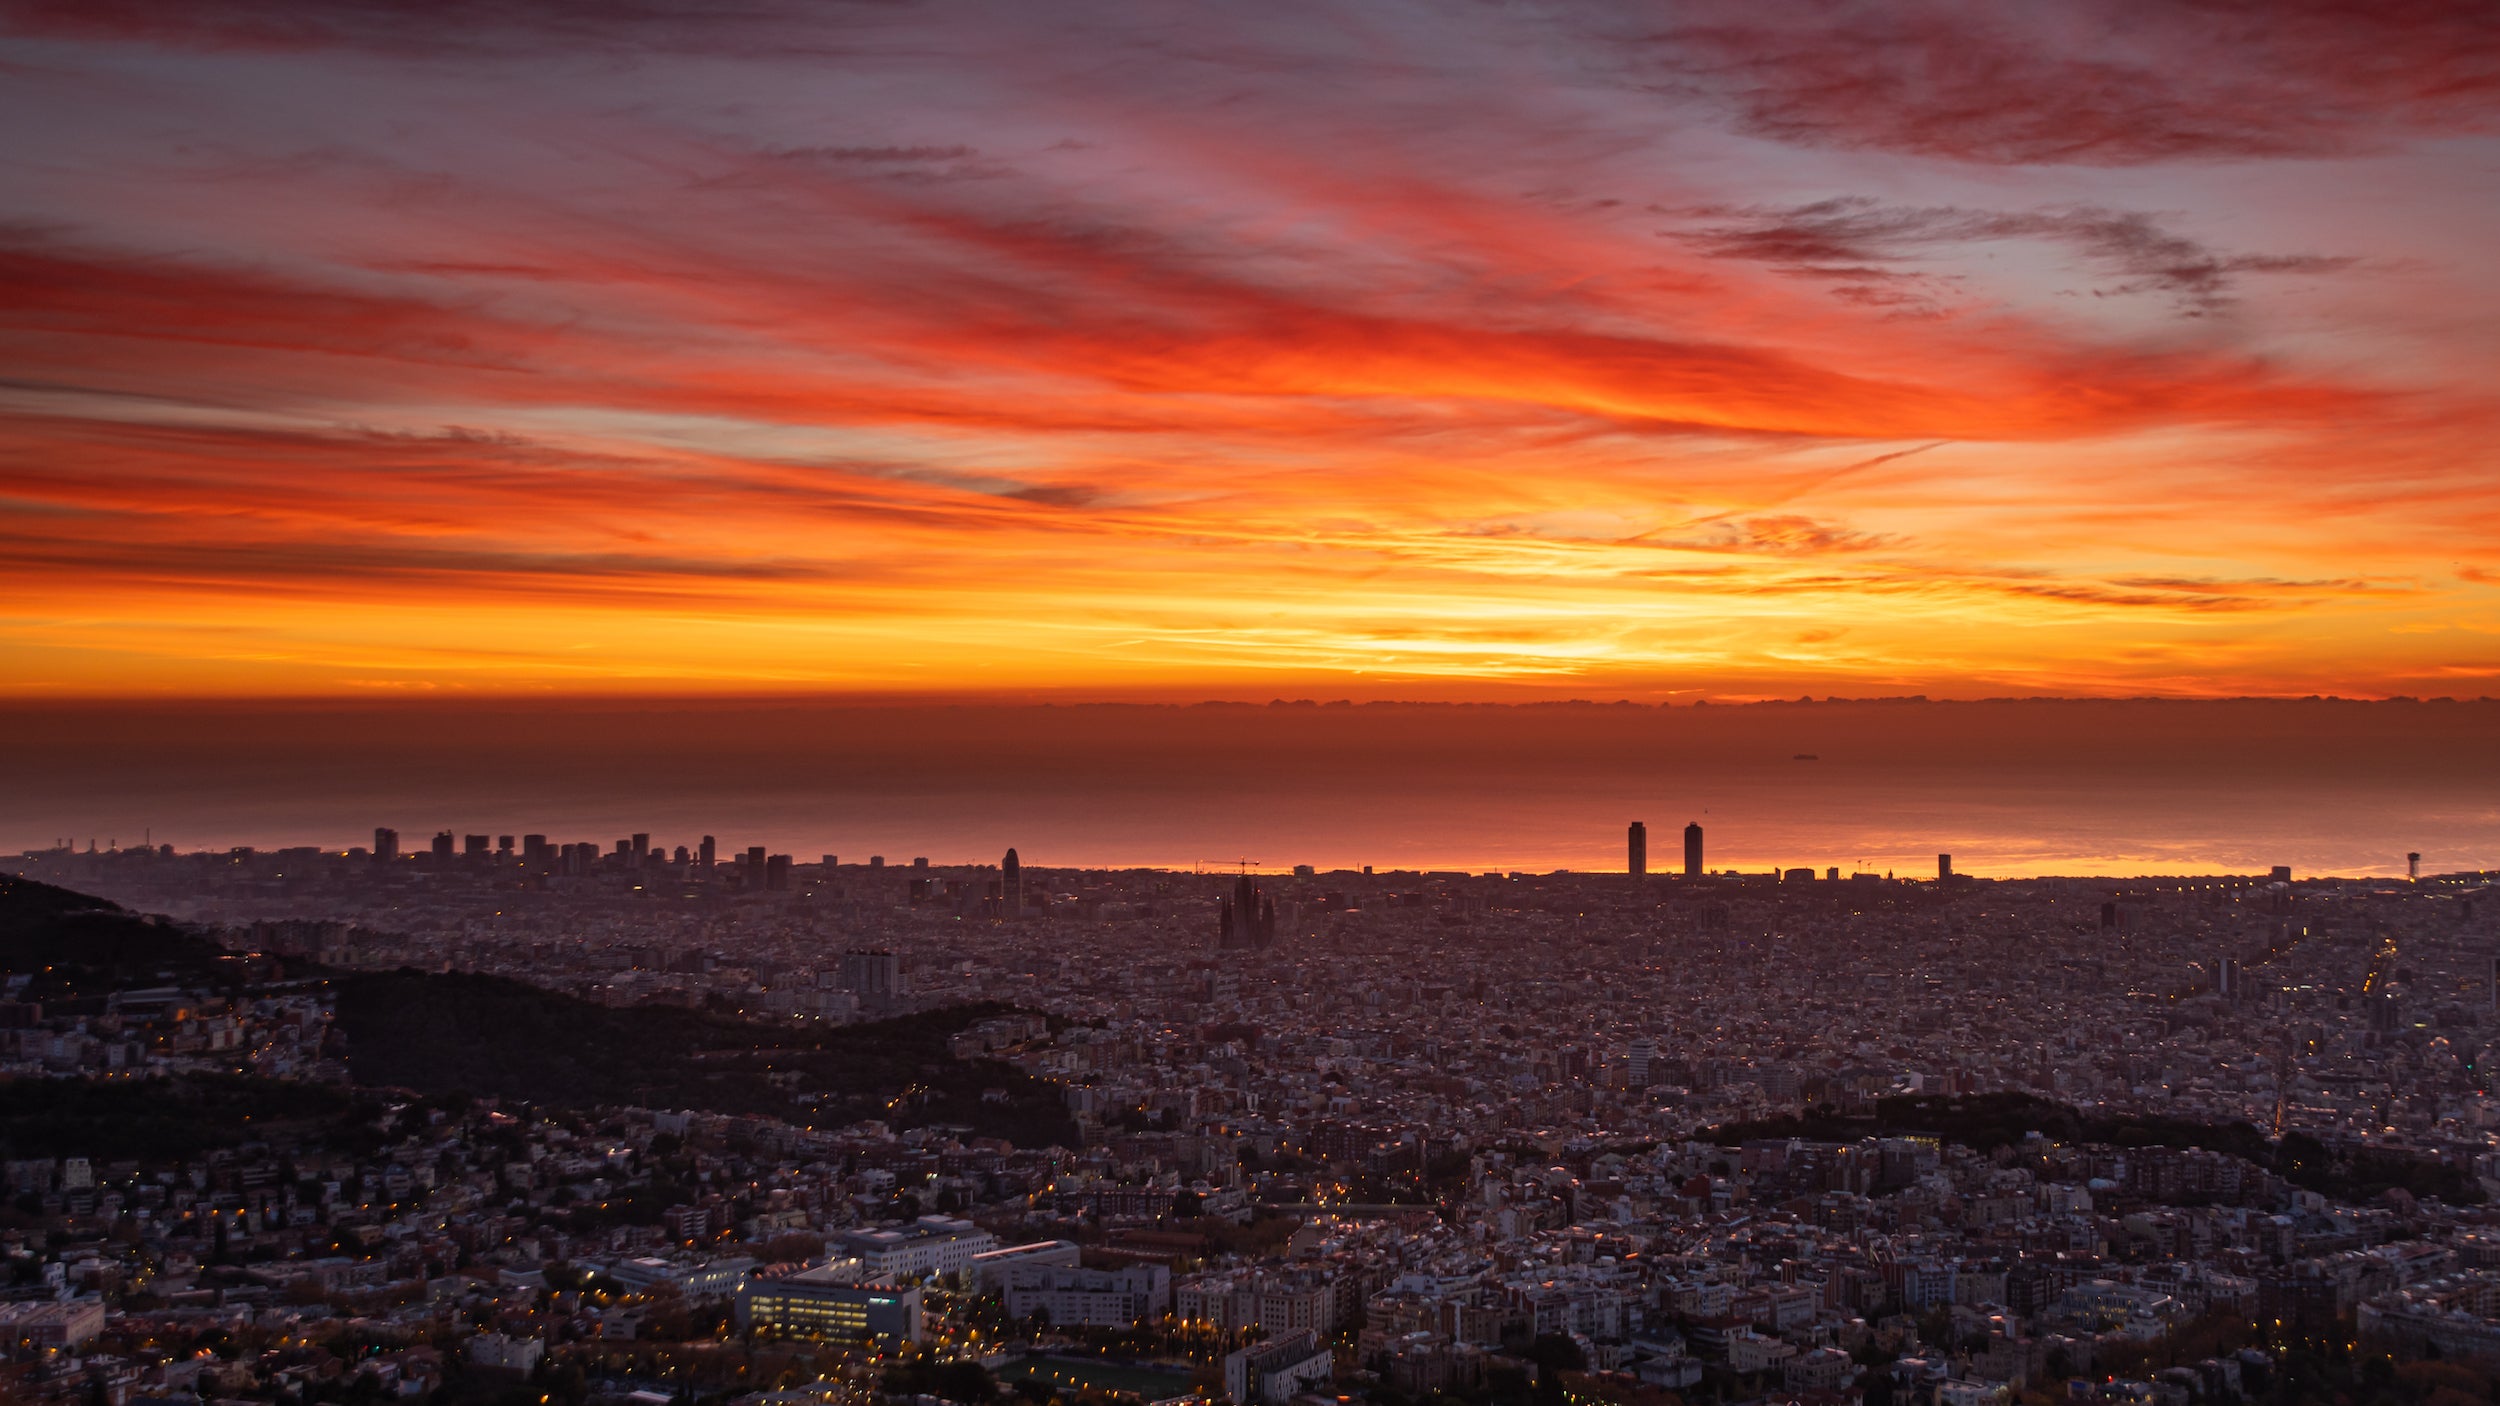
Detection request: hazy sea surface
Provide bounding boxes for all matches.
[4,699,2495,879]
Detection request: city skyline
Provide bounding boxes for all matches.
[10,11,2500,1406]
[2,810,2464,889]
[19,828,2450,887]
[5,697,2493,879]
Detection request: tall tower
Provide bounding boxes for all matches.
[1217,873,1277,951]
[841,949,902,1016]
[1002,847,1022,919]
[372,827,398,863]
[1628,822,1648,879]
[1683,822,1704,879]
[699,835,716,872]
[1938,853,1953,884]
[2409,852,2422,881]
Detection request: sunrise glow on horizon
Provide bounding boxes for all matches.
[5,1,2498,700]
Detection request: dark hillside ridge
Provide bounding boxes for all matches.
[1714,1091,2481,1205]
[333,971,1078,1148]
[0,875,248,998]
[0,1075,368,1161]
[0,878,1076,1148]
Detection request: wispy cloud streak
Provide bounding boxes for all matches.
[0,0,2493,697]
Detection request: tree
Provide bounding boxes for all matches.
[1526,1335,1587,1375]
[760,1233,824,1264]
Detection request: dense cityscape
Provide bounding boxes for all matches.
[2,827,2497,1406]
[11,8,2499,1406]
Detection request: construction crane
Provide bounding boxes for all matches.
[1195,858,1261,874]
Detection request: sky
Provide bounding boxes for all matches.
[4,0,2499,700]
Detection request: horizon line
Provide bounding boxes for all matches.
[1,691,2493,710]
[13,851,2463,886]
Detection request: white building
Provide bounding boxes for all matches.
[468,1335,545,1373]
[1179,1270,1347,1334]
[1225,1329,1332,1404]
[967,1239,1083,1293]
[1937,1380,2010,1406]
[1001,1262,1170,1327]
[604,1256,757,1298]
[1725,1328,1796,1375]
[835,1216,1000,1282]
[0,1300,104,1348]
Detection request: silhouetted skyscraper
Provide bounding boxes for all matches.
[431,831,454,864]
[1002,847,1022,918]
[1683,822,1704,879]
[372,827,398,863]
[1937,853,1953,883]
[699,835,716,871]
[1627,1036,1656,1088]
[1217,873,1276,951]
[1628,822,1647,878]
[841,949,901,1015]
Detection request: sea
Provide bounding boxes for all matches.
[3,698,2494,879]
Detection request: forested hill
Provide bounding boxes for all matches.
[0,877,1078,1149]
[0,875,247,999]
[331,970,1080,1148]
[1714,1091,2481,1205]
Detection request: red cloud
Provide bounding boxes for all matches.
[0,1,2494,697]
[1637,0,2500,164]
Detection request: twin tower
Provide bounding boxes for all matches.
[1626,820,1703,879]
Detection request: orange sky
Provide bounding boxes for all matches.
[3,0,2498,699]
